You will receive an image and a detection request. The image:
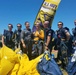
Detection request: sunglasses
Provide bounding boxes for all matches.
[17,26,21,27]
[44,24,48,25]
[36,26,39,27]
[8,26,13,28]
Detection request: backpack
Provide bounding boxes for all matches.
[37,52,63,75]
[50,29,57,41]
[64,27,69,31]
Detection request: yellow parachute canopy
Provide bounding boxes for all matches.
[0,46,43,75]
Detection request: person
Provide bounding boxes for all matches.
[43,21,54,54]
[32,22,44,56]
[2,24,15,50]
[21,21,32,60]
[13,23,22,49]
[66,40,76,75]
[56,21,72,68]
[71,20,76,54]
[72,20,76,37]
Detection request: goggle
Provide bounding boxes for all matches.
[44,23,48,25]
[8,25,13,28]
[17,25,21,27]
[36,26,39,27]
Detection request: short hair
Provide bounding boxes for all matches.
[74,20,76,22]
[58,21,63,25]
[44,21,49,24]
[8,23,13,28]
[17,23,22,27]
[35,22,40,25]
[25,21,29,25]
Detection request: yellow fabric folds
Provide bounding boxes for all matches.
[0,46,18,75]
[0,46,43,75]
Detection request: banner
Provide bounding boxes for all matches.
[33,0,61,31]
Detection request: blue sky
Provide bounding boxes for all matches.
[0,0,76,34]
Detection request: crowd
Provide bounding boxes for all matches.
[1,20,76,74]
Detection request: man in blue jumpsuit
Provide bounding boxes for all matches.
[21,21,32,60]
[72,20,76,37]
[56,21,72,68]
[43,21,54,54]
[2,24,15,50]
[13,23,22,49]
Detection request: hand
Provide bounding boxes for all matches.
[45,43,48,47]
[33,32,35,35]
[45,46,48,50]
[2,44,5,47]
[22,43,26,48]
[37,32,39,36]
[35,42,38,44]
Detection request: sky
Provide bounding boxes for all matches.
[0,0,76,34]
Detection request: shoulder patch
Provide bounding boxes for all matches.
[65,30,68,33]
[48,33,51,36]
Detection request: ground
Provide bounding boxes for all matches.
[52,50,68,75]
